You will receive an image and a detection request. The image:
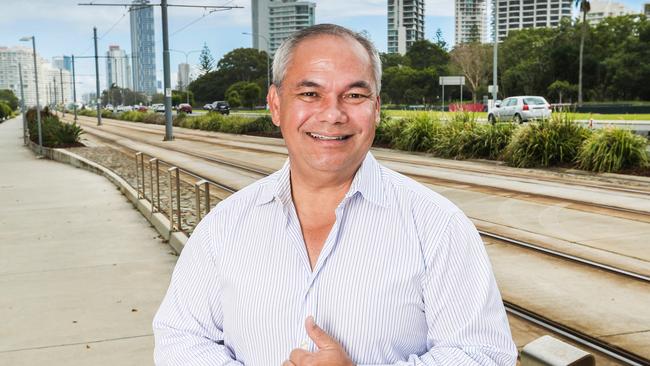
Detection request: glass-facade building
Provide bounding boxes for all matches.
[130,0,156,95]
[496,0,572,42]
[251,0,316,56]
[455,0,488,44]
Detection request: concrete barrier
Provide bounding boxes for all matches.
[27,141,188,254]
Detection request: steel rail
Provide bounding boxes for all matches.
[504,301,649,366]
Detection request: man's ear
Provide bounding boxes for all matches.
[268,85,281,127]
[375,95,382,126]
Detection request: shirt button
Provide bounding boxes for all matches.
[299,340,309,350]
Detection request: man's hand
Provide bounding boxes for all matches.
[282,316,355,366]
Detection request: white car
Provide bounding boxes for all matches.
[488,96,552,124]
[150,103,165,113]
[116,105,133,112]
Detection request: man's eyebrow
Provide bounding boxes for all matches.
[347,81,372,90]
[294,80,322,88]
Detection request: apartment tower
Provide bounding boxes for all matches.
[251,0,316,56]
[455,0,488,44]
[388,0,425,54]
[496,0,572,42]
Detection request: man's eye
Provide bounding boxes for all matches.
[343,93,369,103]
[300,92,318,97]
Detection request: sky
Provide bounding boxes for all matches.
[1,0,648,97]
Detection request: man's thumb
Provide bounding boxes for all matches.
[305,316,336,349]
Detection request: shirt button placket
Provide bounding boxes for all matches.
[298,276,317,352]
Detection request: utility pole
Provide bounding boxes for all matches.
[94,27,102,126]
[161,0,173,140]
[60,68,65,117]
[53,77,58,116]
[72,54,78,122]
[492,1,498,106]
[18,63,27,144]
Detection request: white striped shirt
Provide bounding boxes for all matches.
[153,152,517,366]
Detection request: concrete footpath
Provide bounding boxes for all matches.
[0,117,177,365]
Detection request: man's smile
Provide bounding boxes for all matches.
[306,132,352,141]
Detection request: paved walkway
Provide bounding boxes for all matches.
[0,117,176,365]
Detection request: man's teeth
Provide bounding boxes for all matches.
[308,132,347,140]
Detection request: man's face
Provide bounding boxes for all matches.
[268,35,380,179]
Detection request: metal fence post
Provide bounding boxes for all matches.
[140,153,146,199]
[155,159,161,211]
[168,167,175,231]
[135,152,142,198]
[175,168,182,231]
[194,180,203,223]
[204,181,210,217]
[149,158,156,212]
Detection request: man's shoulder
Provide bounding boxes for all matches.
[379,163,461,218]
[209,171,279,216]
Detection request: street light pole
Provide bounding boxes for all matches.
[18,62,27,145]
[20,36,42,154]
[93,27,102,126]
[169,49,200,105]
[492,1,499,105]
[243,32,271,100]
[53,77,58,116]
[60,68,65,117]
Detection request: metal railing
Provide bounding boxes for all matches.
[133,151,231,234]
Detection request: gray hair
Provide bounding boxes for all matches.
[272,24,382,94]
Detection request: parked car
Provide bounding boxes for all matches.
[203,103,214,111]
[135,105,148,112]
[210,101,230,115]
[104,104,113,111]
[150,103,165,113]
[177,103,192,113]
[116,105,133,112]
[488,96,551,124]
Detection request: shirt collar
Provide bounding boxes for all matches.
[255,152,387,208]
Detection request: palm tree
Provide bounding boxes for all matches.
[575,0,591,106]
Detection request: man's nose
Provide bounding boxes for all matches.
[316,95,348,124]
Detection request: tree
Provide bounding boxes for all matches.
[434,28,447,50]
[405,40,449,72]
[199,42,215,75]
[450,43,492,102]
[575,0,591,105]
[0,89,19,111]
[226,81,261,108]
[380,53,407,70]
[226,89,241,108]
[547,80,576,103]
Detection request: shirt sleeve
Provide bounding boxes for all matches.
[152,213,241,366]
[360,211,518,366]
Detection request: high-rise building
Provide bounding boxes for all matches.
[106,45,132,90]
[251,0,316,56]
[45,65,72,107]
[455,0,488,44]
[177,63,190,91]
[130,0,156,95]
[0,46,49,107]
[496,0,572,42]
[645,3,650,17]
[388,0,425,54]
[586,0,636,24]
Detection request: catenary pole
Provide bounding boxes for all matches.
[60,68,65,117]
[492,2,498,104]
[72,54,78,122]
[94,27,102,126]
[161,0,173,141]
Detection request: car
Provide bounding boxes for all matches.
[104,104,113,110]
[116,105,133,112]
[210,101,230,115]
[135,105,149,112]
[150,103,165,113]
[177,103,192,114]
[203,103,214,111]
[488,96,551,124]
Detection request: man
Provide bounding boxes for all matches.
[153,24,517,365]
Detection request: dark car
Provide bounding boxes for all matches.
[177,103,192,114]
[211,101,230,115]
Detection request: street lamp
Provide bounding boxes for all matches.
[169,49,200,105]
[20,36,42,155]
[243,32,271,104]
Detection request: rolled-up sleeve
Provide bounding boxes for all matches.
[153,214,241,366]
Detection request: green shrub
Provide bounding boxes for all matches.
[0,101,12,121]
[119,110,148,122]
[374,112,404,147]
[473,122,517,160]
[101,110,114,118]
[431,119,482,159]
[503,113,591,168]
[241,115,279,135]
[577,127,649,173]
[55,121,84,145]
[395,113,442,152]
[142,113,165,125]
[26,108,83,147]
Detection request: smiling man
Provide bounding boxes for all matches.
[153,24,517,366]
